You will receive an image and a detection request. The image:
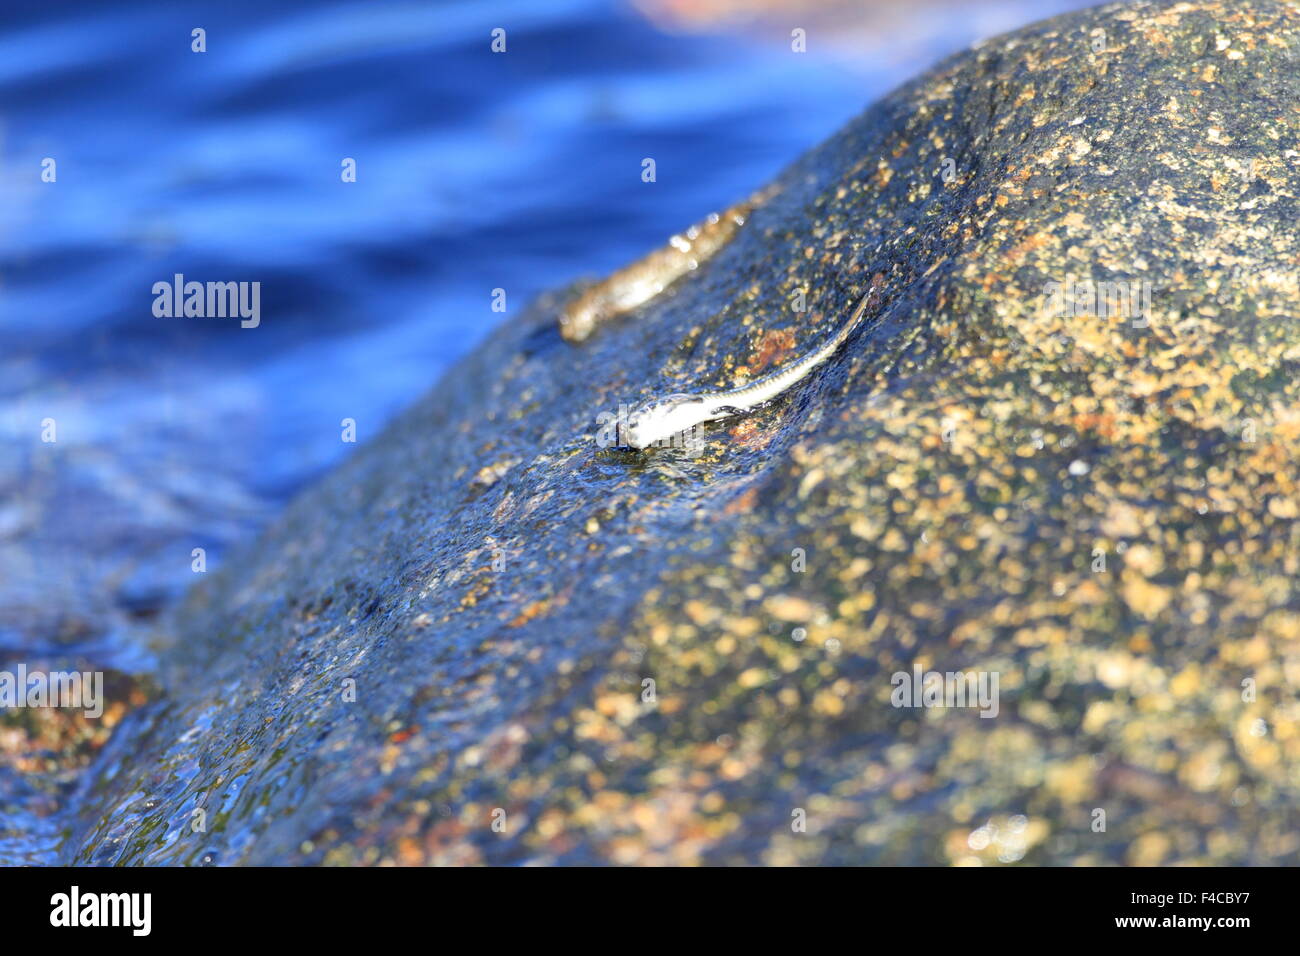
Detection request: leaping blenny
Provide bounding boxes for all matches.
[622,285,877,449]
[558,183,781,344]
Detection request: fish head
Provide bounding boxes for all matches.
[623,393,706,449]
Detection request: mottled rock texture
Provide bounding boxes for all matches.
[69,0,1300,864]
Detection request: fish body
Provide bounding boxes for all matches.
[559,184,779,343]
[623,289,874,449]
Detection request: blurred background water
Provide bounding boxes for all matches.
[0,0,1092,694]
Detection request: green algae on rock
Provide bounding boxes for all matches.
[68,0,1300,864]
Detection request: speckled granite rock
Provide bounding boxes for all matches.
[69,0,1300,865]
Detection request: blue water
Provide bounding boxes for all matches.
[0,0,1089,664]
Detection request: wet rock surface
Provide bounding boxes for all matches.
[67,0,1300,864]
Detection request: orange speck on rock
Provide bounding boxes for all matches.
[509,600,548,627]
[743,327,797,376]
[723,486,760,515]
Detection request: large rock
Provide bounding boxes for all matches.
[69,0,1300,864]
